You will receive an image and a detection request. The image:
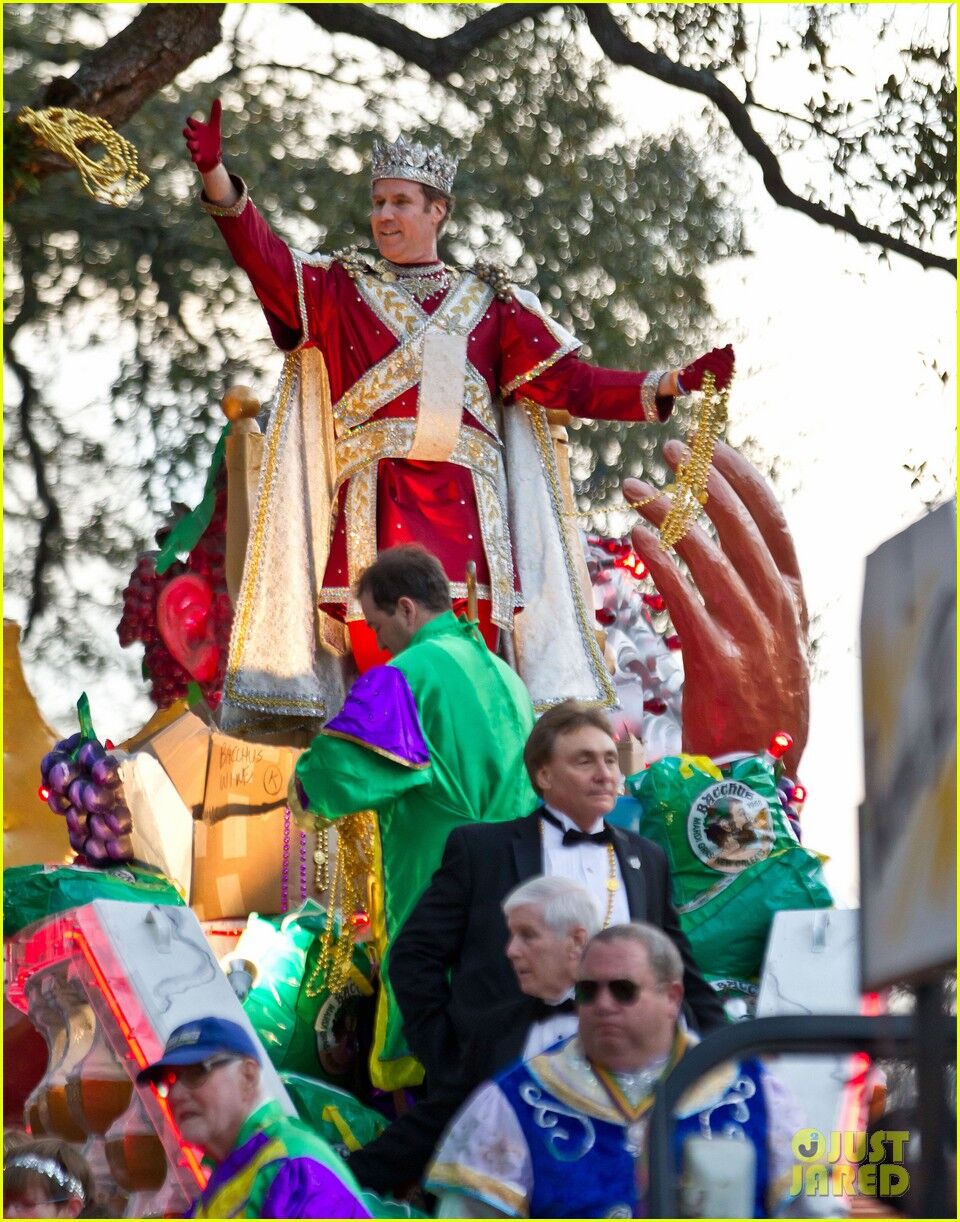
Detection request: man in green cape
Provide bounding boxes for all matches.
[289,545,535,1090]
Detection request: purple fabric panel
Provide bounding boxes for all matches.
[323,665,429,766]
[262,1158,372,1218]
[190,1131,271,1212]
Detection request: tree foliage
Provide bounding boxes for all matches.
[4,3,741,713]
[4,4,954,722]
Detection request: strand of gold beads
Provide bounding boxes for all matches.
[626,369,731,549]
[306,811,377,998]
[17,108,148,206]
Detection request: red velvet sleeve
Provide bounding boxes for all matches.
[204,177,322,351]
[499,295,673,422]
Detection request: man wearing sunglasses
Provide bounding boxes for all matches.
[427,923,805,1218]
[136,1017,370,1218]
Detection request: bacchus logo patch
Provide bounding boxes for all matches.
[688,780,775,872]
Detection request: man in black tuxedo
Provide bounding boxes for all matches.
[347,875,601,1194]
[390,700,726,1090]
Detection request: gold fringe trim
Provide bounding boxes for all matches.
[320,728,430,769]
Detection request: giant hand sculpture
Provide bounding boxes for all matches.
[624,439,809,774]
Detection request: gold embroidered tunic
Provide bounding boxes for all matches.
[202,180,674,723]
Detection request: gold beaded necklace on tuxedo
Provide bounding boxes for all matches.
[539,815,620,929]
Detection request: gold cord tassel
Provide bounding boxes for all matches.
[16,107,149,206]
[630,370,731,548]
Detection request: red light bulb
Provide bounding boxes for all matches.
[768,731,793,759]
[38,785,50,802]
[792,783,807,805]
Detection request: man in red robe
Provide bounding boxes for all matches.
[184,103,734,726]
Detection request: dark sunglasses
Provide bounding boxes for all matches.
[575,977,645,1005]
[155,1055,238,1097]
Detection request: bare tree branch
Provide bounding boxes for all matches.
[6,2,952,275]
[8,4,226,196]
[4,322,62,635]
[290,3,952,274]
[291,2,557,78]
[580,6,955,276]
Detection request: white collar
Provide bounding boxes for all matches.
[543,803,606,836]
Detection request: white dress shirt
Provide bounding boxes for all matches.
[520,999,578,1061]
[540,804,631,927]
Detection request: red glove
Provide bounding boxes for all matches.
[679,343,735,393]
[183,99,223,173]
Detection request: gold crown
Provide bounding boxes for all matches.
[371,134,458,194]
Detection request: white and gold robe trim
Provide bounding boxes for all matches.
[506,397,616,710]
[220,347,347,733]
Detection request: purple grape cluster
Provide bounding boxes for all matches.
[40,734,133,864]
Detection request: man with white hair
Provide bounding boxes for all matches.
[489,873,603,1065]
[428,923,807,1218]
[347,876,600,1196]
[136,1017,370,1218]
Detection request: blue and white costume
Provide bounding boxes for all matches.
[427,1035,803,1218]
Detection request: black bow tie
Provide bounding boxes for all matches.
[541,810,612,847]
[530,995,578,1020]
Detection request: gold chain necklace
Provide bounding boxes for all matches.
[16,107,149,206]
[628,369,730,548]
[377,259,452,303]
[580,369,732,550]
[602,841,618,929]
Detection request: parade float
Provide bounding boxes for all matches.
[3,109,849,1218]
[4,373,852,1214]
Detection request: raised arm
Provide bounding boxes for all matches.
[183,99,238,206]
[182,98,308,348]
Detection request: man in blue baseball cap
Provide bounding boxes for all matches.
[137,1017,370,1218]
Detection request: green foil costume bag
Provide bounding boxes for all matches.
[237,904,374,1080]
[3,862,184,937]
[629,753,833,1005]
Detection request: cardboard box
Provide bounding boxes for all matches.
[139,709,212,816]
[125,709,318,919]
[192,730,309,920]
[202,731,302,823]
[191,807,320,921]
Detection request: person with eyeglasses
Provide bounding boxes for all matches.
[426,923,808,1218]
[135,1017,371,1218]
